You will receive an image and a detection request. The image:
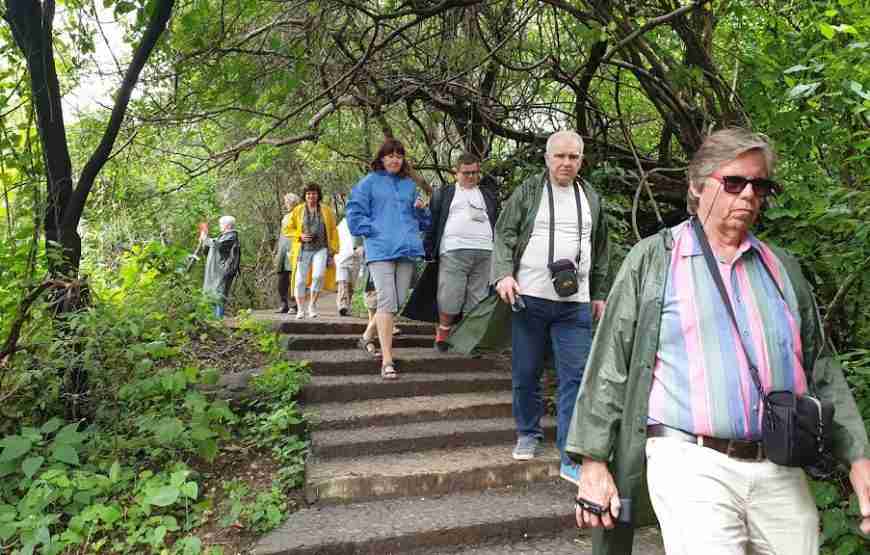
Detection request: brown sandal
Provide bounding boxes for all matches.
[381,363,398,380]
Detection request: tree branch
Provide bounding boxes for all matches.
[67,0,176,228]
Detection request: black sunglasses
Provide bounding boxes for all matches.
[711,174,780,197]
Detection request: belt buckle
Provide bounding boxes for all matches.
[726,439,763,461]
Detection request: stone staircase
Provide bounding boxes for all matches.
[246,310,664,555]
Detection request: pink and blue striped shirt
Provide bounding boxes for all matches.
[648,221,808,440]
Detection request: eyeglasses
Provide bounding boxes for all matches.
[711,173,780,198]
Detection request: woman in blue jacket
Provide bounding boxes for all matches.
[347,139,431,379]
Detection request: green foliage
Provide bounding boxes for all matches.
[241,361,310,490]
[218,480,287,533]
[0,418,202,555]
[0,237,309,552]
[812,478,868,555]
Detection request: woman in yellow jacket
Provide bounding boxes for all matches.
[283,183,339,318]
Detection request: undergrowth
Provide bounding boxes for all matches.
[0,243,309,554]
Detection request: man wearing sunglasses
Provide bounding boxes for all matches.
[423,152,499,351]
[565,128,870,554]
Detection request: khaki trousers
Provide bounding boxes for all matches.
[645,436,819,555]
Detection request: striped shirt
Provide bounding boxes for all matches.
[648,221,808,440]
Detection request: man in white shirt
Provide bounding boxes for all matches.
[334,217,362,316]
[492,131,610,484]
[425,153,499,351]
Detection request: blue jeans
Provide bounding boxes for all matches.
[511,295,592,465]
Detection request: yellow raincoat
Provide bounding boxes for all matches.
[283,203,339,292]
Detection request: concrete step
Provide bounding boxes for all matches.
[305,443,560,504]
[301,371,512,403]
[424,527,665,555]
[307,392,514,431]
[289,348,504,376]
[253,481,581,555]
[281,334,433,351]
[312,417,556,460]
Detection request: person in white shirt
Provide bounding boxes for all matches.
[424,153,499,351]
[334,218,363,316]
[492,131,610,484]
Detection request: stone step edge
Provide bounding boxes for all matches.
[301,373,511,403]
[305,454,560,505]
[252,481,578,555]
[305,392,514,431]
[311,417,556,459]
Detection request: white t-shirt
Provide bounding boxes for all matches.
[335,219,357,266]
[516,182,592,302]
[439,186,494,254]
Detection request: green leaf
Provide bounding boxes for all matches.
[170,469,190,487]
[0,435,32,462]
[180,481,198,500]
[144,485,180,507]
[0,523,15,542]
[156,417,185,443]
[819,22,836,39]
[783,64,810,74]
[788,82,821,99]
[812,480,840,508]
[40,418,63,435]
[54,423,83,445]
[109,460,121,483]
[849,81,870,100]
[834,534,860,555]
[99,504,122,525]
[21,456,44,479]
[822,508,849,542]
[175,536,202,555]
[51,444,80,466]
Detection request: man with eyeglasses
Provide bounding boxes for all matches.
[424,152,499,351]
[565,128,870,554]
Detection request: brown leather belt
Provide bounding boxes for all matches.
[647,424,765,462]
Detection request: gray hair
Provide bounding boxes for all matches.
[687,128,777,215]
[284,192,300,206]
[545,130,584,157]
[219,215,236,230]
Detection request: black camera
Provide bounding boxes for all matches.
[548,258,579,297]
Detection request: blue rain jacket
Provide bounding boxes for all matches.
[346,171,431,262]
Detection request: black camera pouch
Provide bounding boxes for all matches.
[548,258,579,297]
[763,390,834,467]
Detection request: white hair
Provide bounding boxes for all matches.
[545,130,584,157]
[219,215,236,230]
[687,128,776,215]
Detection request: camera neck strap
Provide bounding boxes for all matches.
[691,217,772,398]
[546,177,584,267]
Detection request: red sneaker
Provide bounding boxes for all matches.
[434,325,450,352]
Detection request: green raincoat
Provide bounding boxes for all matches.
[448,171,610,354]
[202,230,241,301]
[564,227,870,555]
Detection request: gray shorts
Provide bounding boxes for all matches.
[368,260,416,314]
[437,249,492,316]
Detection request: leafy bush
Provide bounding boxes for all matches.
[0,241,309,553]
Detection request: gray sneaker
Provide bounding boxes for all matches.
[512,435,542,460]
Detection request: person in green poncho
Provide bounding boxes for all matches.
[199,215,241,318]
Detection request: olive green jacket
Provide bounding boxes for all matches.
[564,226,870,555]
[490,171,610,300]
[448,172,610,354]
